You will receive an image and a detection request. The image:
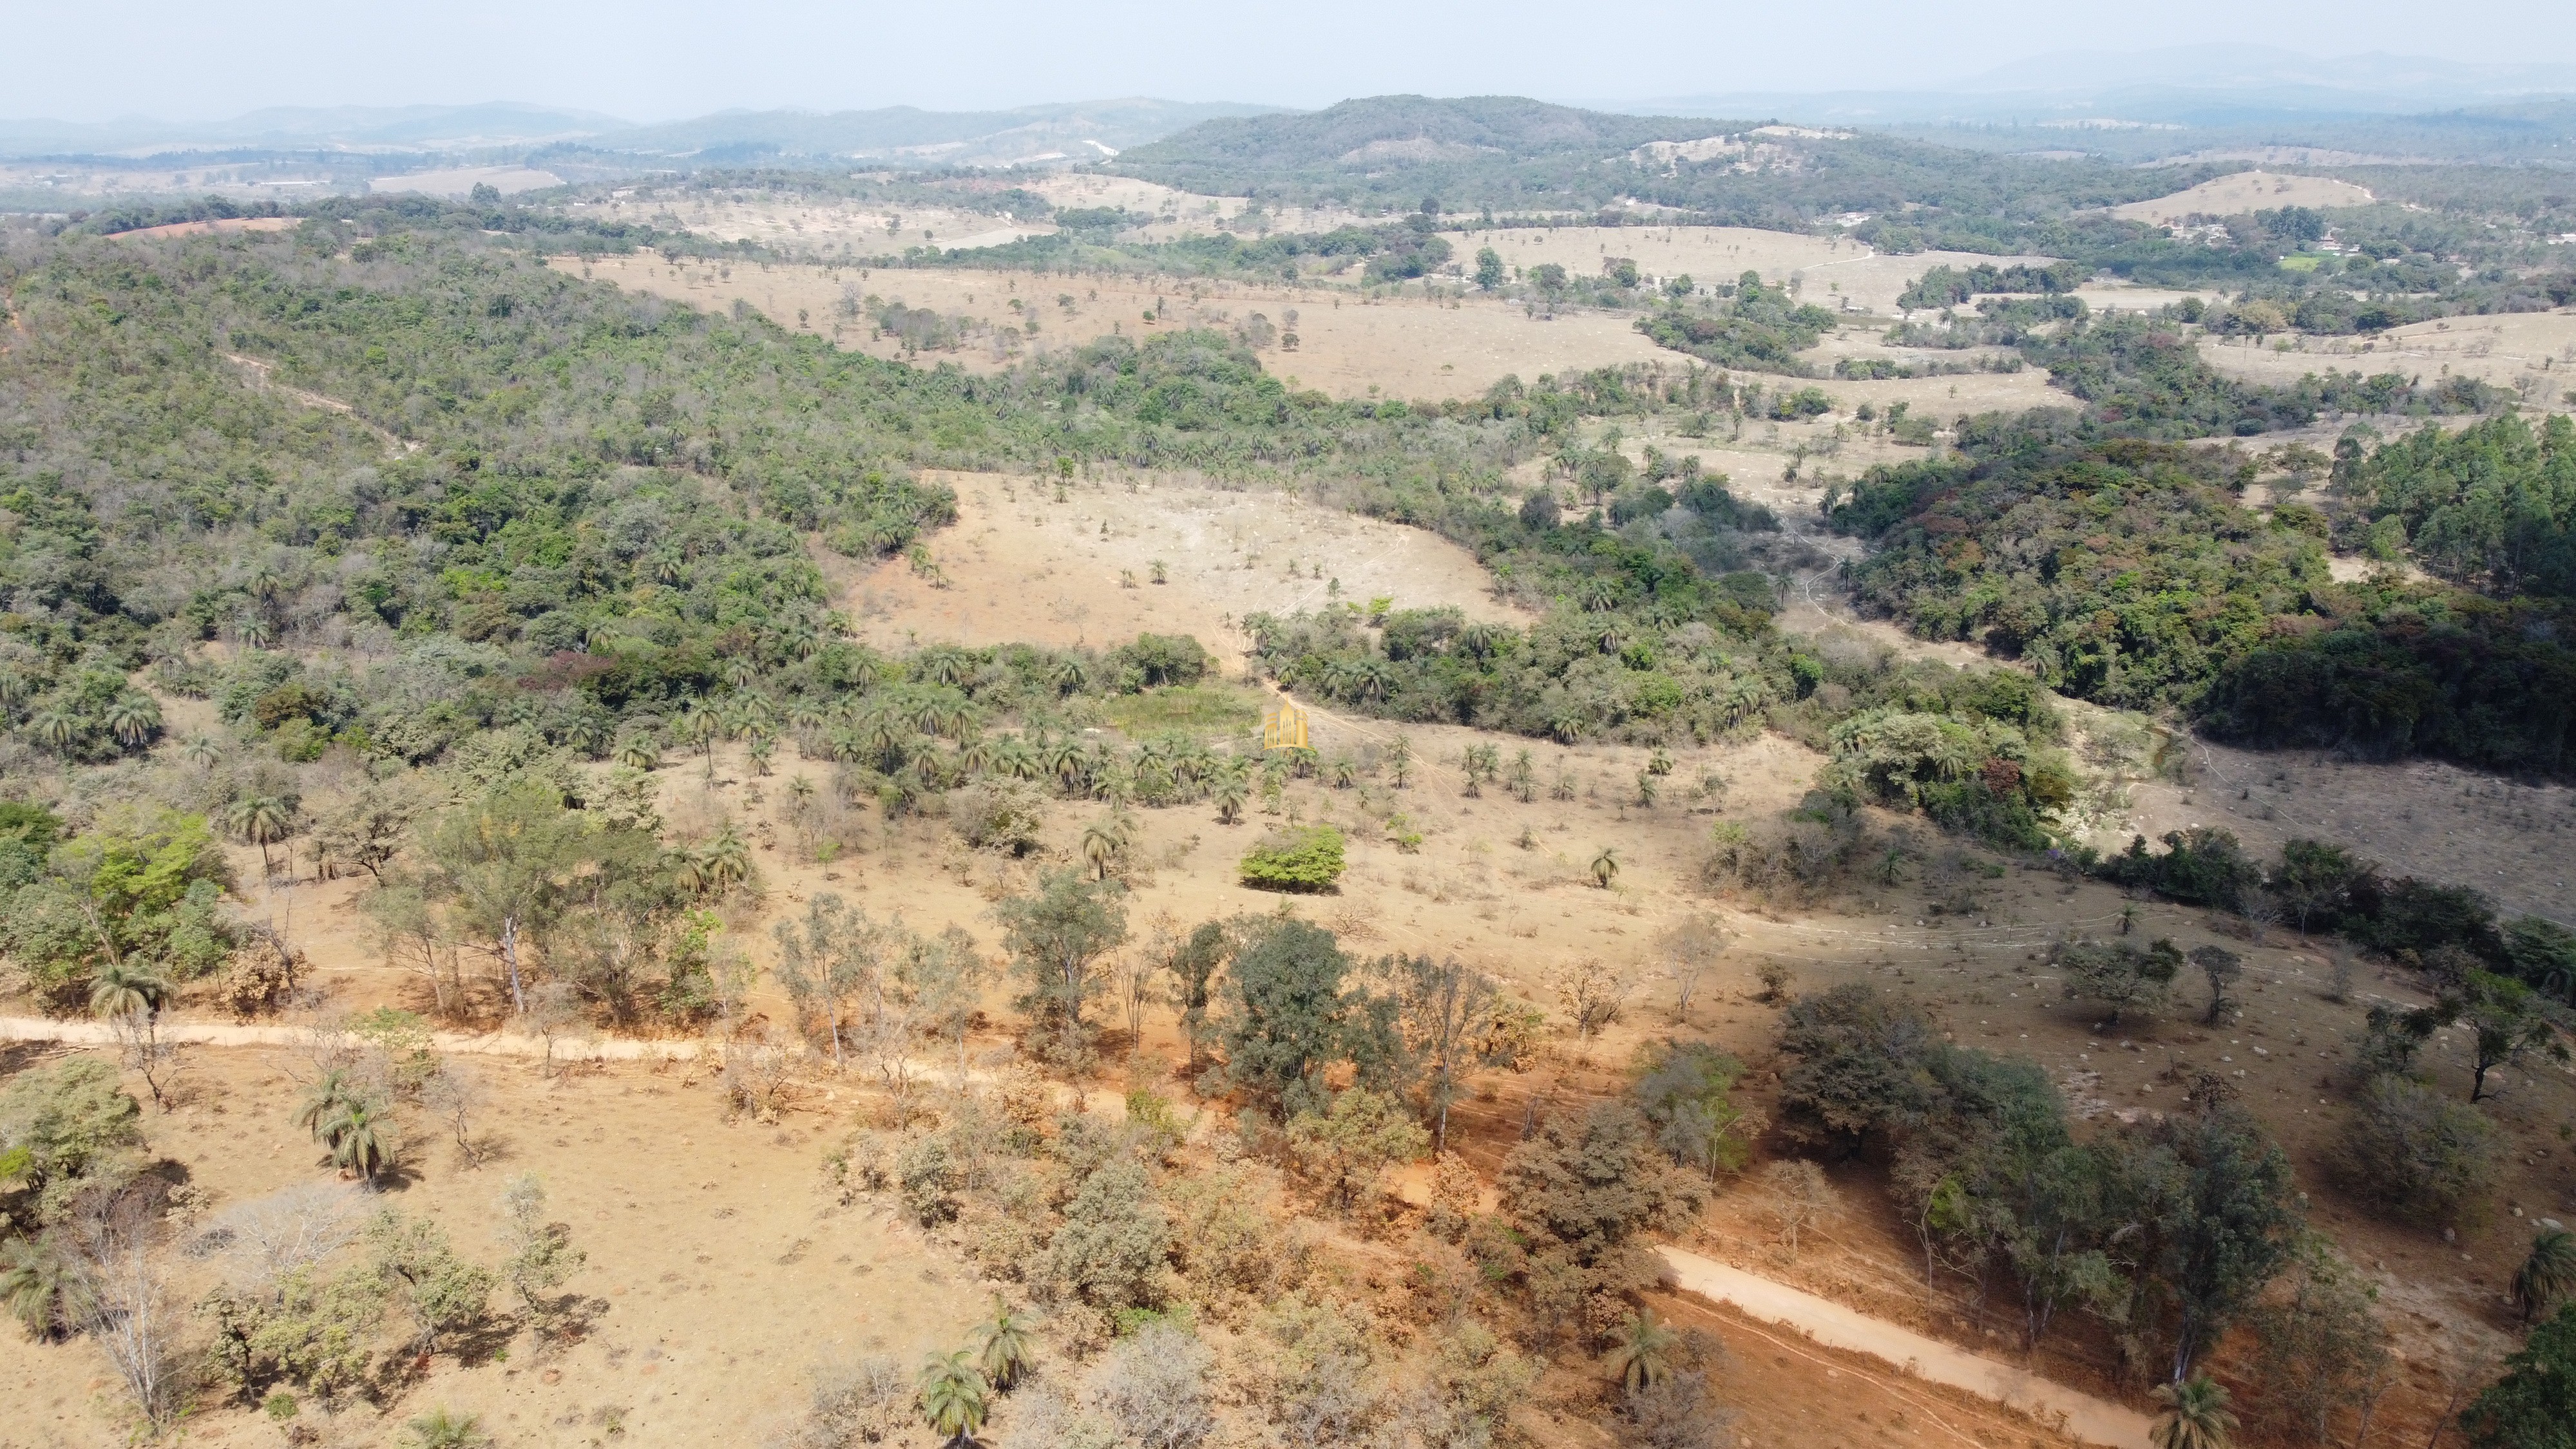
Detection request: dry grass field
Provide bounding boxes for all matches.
[831,474,1532,657]
[558,253,1677,397]
[2199,310,2576,401]
[2107,170,2376,224]
[367,166,562,199]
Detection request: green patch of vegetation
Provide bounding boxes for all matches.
[1099,684,1263,739]
[1236,825,1346,892]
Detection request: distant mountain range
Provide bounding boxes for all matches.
[0,98,1279,165]
[1610,44,2576,129]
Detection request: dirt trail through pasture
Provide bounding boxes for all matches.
[0,1015,697,1060]
[1659,1247,2154,1448]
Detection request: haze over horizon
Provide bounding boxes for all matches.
[12,0,2576,126]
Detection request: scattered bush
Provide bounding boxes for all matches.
[1236,826,1346,892]
[2336,1075,2499,1224]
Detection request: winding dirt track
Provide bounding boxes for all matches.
[4,1017,2153,1447]
[1657,1246,2154,1448]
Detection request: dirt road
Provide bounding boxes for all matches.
[1657,1245,2155,1449]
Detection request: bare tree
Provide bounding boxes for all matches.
[772,892,897,1069]
[106,1009,182,1110]
[1655,913,1730,1024]
[1760,1160,1836,1261]
[424,1061,488,1168]
[1393,954,1512,1157]
[75,1206,180,1427]
[1549,957,1633,1041]
[209,1181,365,1300]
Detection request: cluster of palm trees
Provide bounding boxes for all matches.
[666,826,752,898]
[915,1299,1036,1446]
[296,1071,394,1183]
[10,685,162,760]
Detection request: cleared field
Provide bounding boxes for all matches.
[562,253,1675,398]
[368,164,562,198]
[2199,310,2576,401]
[2068,281,2226,315]
[2108,169,2374,223]
[564,193,1049,254]
[829,473,1536,656]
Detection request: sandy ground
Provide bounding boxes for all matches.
[559,253,1675,399]
[832,473,1534,656]
[0,1042,987,1449]
[111,217,300,241]
[2108,171,2376,224]
[2199,310,2576,401]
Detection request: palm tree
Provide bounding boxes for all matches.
[88,960,171,1020]
[105,694,161,748]
[296,1070,359,1139]
[616,738,662,771]
[237,613,278,650]
[1605,1310,1680,1394]
[1048,654,1089,696]
[701,828,752,894]
[400,1406,491,1448]
[1081,821,1120,880]
[724,656,760,689]
[26,708,77,755]
[2150,1374,2237,1449]
[1,1236,81,1340]
[2514,1227,2576,1322]
[564,715,609,758]
[917,1350,989,1445]
[225,795,294,879]
[1591,846,1620,889]
[1214,773,1248,825]
[0,668,25,709]
[184,735,222,770]
[971,1299,1036,1390]
[746,734,776,777]
[786,775,817,808]
[325,1099,392,1182]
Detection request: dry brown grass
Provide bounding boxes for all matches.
[2108,169,2376,223]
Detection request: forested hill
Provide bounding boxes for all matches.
[1111,94,2220,241]
[1111,95,1737,186]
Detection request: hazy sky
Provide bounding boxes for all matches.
[15,0,2576,122]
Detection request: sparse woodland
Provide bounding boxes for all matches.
[2,156,2574,1449]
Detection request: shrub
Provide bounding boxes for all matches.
[1237,826,1346,893]
[2055,937,2182,1024]
[2336,1075,2499,1224]
[2464,1302,2576,1449]
[948,780,1047,856]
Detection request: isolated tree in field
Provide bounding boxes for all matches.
[995,869,1127,1061]
[2132,1104,2298,1383]
[772,892,893,1068]
[1474,247,1505,291]
[2150,1374,2237,1449]
[2514,1228,2576,1323]
[419,784,603,1016]
[225,795,297,880]
[1499,1102,1701,1296]
[1590,846,1619,888]
[2459,971,2564,1101]
[2057,938,2181,1025]
[1655,913,1728,1023]
[367,1211,493,1358]
[971,1297,1036,1390]
[2338,1073,2499,1224]
[904,925,993,1089]
[2191,946,2242,1025]
[496,1173,584,1330]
